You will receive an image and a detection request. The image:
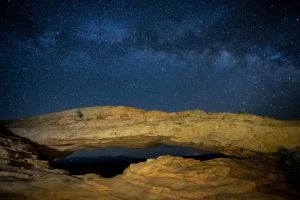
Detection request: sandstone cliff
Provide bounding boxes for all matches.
[1,106,300,199]
[0,131,299,200]
[2,106,300,157]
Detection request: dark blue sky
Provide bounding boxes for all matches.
[0,0,299,119]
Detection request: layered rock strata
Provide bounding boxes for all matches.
[2,106,300,158]
[1,106,300,199]
[0,131,299,200]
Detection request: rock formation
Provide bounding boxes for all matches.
[0,106,300,199]
[0,130,299,199]
[2,106,300,157]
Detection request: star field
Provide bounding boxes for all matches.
[0,0,299,119]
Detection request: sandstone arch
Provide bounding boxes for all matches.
[3,106,300,158]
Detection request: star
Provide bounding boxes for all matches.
[0,0,299,120]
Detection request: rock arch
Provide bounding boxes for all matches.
[3,106,300,159]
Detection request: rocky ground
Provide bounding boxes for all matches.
[0,106,300,199]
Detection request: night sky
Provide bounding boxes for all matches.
[0,0,299,120]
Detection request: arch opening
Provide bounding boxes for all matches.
[50,144,226,178]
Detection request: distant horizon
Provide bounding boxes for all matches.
[66,144,217,159]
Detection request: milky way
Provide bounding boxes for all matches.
[0,0,299,119]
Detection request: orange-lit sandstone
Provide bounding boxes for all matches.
[3,106,300,157]
[1,106,300,199]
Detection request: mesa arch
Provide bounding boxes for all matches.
[2,106,300,158]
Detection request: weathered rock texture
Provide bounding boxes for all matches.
[1,106,300,199]
[2,106,300,157]
[0,131,299,200]
[90,156,299,200]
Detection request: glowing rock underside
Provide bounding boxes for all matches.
[3,106,300,157]
[1,106,300,199]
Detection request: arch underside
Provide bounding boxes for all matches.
[3,106,300,159]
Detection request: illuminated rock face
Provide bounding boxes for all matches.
[91,156,295,200]
[3,106,300,158]
[0,106,300,199]
[0,132,299,200]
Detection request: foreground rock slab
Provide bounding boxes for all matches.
[2,106,300,157]
[0,132,299,200]
[89,156,299,200]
